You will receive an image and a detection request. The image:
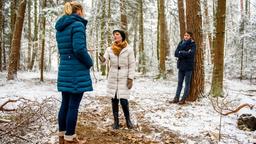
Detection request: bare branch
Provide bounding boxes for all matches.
[221,104,255,116]
[0,98,32,112]
[0,99,18,111]
[0,119,11,123]
[208,93,255,116]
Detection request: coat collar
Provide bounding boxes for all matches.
[120,45,129,55]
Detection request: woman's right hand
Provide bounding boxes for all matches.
[127,78,133,89]
[99,53,105,62]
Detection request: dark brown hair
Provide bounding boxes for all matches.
[185,31,193,40]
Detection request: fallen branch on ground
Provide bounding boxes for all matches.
[0,118,11,123]
[0,98,31,112]
[0,97,57,143]
[221,104,255,116]
[208,93,255,116]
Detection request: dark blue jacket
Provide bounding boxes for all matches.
[55,14,93,93]
[175,39,196,71]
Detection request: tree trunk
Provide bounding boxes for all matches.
[156,0,160,61]
[0,0,3,71]
[133,12,138,59]
[120,0,128,41]
[106,0,112,74]
[246,0,250,18]
[95,1,100,72]
[107,0,112,47]
[7,0,27,80]
[186,0,204,101]
[239,0,245,80]
[164,33,170,60]
[138,0,145,74]
[159,0,166,78]
[27,0,32,69]
[40,0,46,81]
[9,0,17,55]
[210,0,226,97]
[89,0,99,72]
[1,0,6,70]
[164,2,170,59]
[178,0,186,40]
[100,0,106,75]
[2,4,5,70]
[120,0,127,30]
[28,0,38,70]
[203,0,214,65]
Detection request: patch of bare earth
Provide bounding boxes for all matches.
[75,96,183,144]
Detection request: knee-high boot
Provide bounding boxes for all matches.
[120,99,133,129]
[111,98,119,129]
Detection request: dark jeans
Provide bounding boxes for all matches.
[58,92,83,135]
[175,70,192,100]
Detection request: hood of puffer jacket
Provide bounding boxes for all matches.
[55,13,88,31]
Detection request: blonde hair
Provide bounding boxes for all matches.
[64,1,84,15]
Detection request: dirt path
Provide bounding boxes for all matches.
[75,96,183,144]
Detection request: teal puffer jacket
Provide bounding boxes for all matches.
[55,13,93,93]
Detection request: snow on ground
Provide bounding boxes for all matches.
[0,71,255,143]
[131,77,256,144]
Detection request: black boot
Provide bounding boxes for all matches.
[120,99,133,129]
[170,97,179,104]
[111,98,119,129]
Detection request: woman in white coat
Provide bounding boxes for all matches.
[99,30,135,129]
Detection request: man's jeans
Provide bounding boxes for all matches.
[175,70,192,100]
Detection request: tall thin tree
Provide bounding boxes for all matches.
[28,0,38,70]
[132,3,138,59]
[239,0,245,80]
[120,0,128,41]
[2,8,6,70]
[156,0,160,61]
[95,1,101,71]
[0,0,3,71]
[107,0,112,46]
[100,0,106,75]
[27,0,32,69]
[210,0,227,97]
[106,0,112,74]
[159,0,166,78]
[9,0,17,54]
[138,0,145,74]
[40,0,47,81]
[7,0,27,80]
[203,0,213,65]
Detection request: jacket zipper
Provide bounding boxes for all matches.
[116,56,120,99]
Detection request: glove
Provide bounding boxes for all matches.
[99,53,105,62]
[127,78,133,89]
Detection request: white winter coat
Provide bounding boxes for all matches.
[102,45,135,99]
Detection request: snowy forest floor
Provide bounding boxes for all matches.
[0,71,255,144]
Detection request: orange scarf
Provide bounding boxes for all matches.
[111,40,128,56]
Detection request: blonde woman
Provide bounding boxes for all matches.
[55,1,92,144]
[99,30,135,129]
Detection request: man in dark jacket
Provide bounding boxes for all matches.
[171,31,196,105]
